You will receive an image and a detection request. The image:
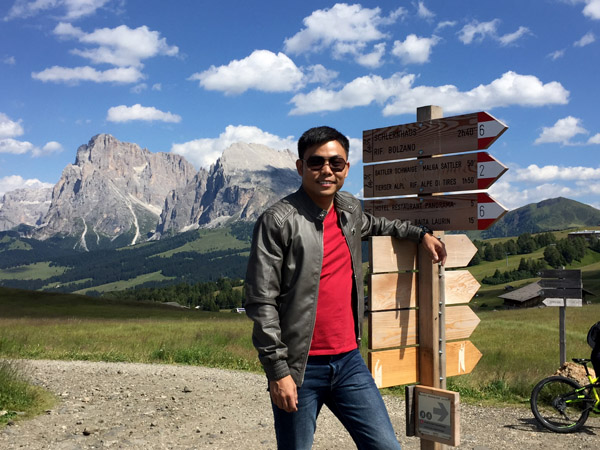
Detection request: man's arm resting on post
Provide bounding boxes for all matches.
[420,231,447,265]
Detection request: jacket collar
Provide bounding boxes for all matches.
[294,187,357,222]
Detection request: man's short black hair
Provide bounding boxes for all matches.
[297,126,349,159]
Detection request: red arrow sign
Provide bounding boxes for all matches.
[363,111,508,163]
[363,151,507,197]
[364,193,507,231]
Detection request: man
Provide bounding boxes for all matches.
[245,126,446,449]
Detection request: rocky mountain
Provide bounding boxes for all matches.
[5,134,300,249]
[0,187,53,231]
[155,142,298,236]
[34,134,197,249]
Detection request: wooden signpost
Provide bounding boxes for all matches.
[539,269,583,365]
[364,193,507,231]
[363,111,507,163]
[364,106,508,449]
[363,152,507,197]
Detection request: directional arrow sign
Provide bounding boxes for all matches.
[369,341,482,388]
[539,269,581,280]
[363,111,508,163]
[370,305,480,349]
[543,298,583,307]
[363,152,508,197]
[541,288,582,299]
[369,270,479,311]
[364,193,507,231]
[539,278,582,289]
[369,234,477,272]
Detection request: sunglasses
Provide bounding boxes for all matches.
[303,155,348,172]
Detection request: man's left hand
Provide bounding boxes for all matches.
[421,233,447,265]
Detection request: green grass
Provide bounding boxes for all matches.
[0,262,67,281]
[72,271,174,294]
[0,361,55,426]
[152,228,249,257]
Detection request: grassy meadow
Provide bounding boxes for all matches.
[2,283,599,411]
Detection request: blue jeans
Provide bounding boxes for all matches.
[271,349,402,450]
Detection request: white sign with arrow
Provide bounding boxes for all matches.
[414,386,460,446]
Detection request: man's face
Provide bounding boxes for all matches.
[296,140,349,210]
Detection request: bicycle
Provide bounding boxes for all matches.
[530,358,600,433]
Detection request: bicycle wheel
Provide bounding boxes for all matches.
[530,376,590,433]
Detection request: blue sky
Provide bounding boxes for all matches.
[1,0,599,211]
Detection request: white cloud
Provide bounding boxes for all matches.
[55,23,179,68]
[303,64,339,85]
[34,140,63,157]
[415,1,435,20]
[131,83,147,94]
[106,104,182,123]
[5,0,110,21]
[583,0,600,19]
[383,71,569,116]
[498,26,532,46]
[534,116,588,145]
[283,3,404,67]
[151,83,161,91]
[290,72,569,116]
[0,175,54,196]
[391,34,440,64]
[488,179,578,210]
[548,49,566,60]
[355,42,386,68]
[458,20,531,46]
[0,138,35,154]
[0,113,24,139]
[189,50,305,95]
[435,20,456,32]
[3,56,16,65]
[511,164,600,182]
[32,65,143,84]
[290,73,415,115]
[574,31,596,46]
[458,19,499,44]
[588,133,600,144]
[170,125,296,169]
[292,71,568,117]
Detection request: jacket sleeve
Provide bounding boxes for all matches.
[244,211,291,382]
[360,208,422,241]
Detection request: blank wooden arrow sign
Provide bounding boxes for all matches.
[370,305,480,349]
[370,270,480,311]
[369,341,482,388]
[369,234,477,273]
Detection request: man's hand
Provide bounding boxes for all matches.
[421,232,447,265]
[270,375,298,412]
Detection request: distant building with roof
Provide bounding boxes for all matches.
[568,230,600,241]
[499,281,595,308]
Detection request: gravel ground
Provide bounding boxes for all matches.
[1,359,599,449]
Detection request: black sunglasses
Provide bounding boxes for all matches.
[303,155,348,172]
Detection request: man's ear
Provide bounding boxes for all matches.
[296,159,303,176]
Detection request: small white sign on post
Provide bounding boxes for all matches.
[414,386,460,447]
[542,298,583,307]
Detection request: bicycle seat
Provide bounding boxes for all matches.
[572,358,591,365]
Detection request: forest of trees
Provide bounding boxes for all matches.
[104,277,245,312]
[472,232,599,285]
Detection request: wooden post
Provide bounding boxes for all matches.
[416,105,446,450]
[560,306,566,366]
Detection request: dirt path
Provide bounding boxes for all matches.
[1,359,599,449]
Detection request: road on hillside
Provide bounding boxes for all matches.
[1,360,599,449]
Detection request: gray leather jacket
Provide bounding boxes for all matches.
[244,188,421,386]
